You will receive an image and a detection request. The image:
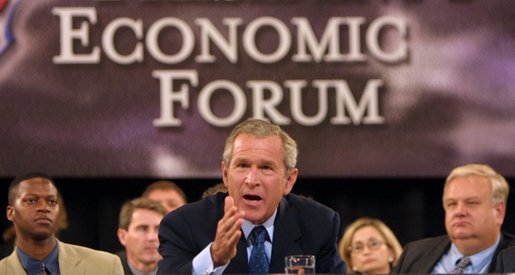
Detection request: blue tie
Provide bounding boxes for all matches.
[248,226,270,274]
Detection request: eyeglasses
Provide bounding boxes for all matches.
[347,239,385,254]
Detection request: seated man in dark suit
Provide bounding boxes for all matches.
[393,164,515,274]
[0,172,124,274]
[157,118,346,274]
[117,197,167,275]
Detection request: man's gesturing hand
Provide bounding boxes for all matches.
[211,196,245,267]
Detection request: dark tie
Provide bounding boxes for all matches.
[450,256,472,274]
[40,262,49,275]
[248,226,270,274]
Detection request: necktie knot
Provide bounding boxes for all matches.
[451,256,472,274]
[248,226,270,245]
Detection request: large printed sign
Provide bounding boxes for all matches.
[1,0,514,177]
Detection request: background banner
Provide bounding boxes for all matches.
[1,0,514,177]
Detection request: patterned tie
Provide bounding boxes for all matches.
[248,226,270,274]
[450,256,472,274]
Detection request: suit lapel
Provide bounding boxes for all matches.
[57,241,84,274]
[488,232,515,272]
[269,197,302,273]
[414,237,451,273]
[7,251,25,273]
[226,233,249,273]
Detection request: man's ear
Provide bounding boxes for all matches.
[117,228,127,246]
[283,168,298,195]
[6,206,14,222]
[221,161,229,188]
[495,201,506,225]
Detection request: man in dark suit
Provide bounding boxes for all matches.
[393,164,515,274]
[157,118,346,274]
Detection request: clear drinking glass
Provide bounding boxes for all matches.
[284,255,315,274]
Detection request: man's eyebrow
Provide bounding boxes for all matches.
[445,196,481,201]
[260,160,276,167]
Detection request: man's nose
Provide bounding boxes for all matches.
[245,167,259,185]
[148,229,159,241]
[36,200,51,212]
[453,202,467,216]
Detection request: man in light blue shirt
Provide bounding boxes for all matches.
[432,235,500,273]
[393,164,515,274]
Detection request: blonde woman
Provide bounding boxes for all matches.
[339,217,403,274]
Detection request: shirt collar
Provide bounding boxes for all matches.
[16,242,60,275]
[242,209,277,243]
[128,262,158,275]
[449,234,501,272]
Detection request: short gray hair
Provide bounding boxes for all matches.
[443,163,509,207]
[222,118,298,173]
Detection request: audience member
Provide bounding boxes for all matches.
[0,172,123,274]
[117,197,167,275]
[393,164,515,274]
[339,217,402,274]
[201,182,228,199]
[1,192,69,260]
[142,180,187,213]
[157,118,346,274]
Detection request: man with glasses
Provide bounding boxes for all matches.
[393,164,515,274]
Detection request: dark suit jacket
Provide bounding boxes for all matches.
[115,250,133,275]
[157,192,346,274]
[495,246,515,272]
[392,232,515,274]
